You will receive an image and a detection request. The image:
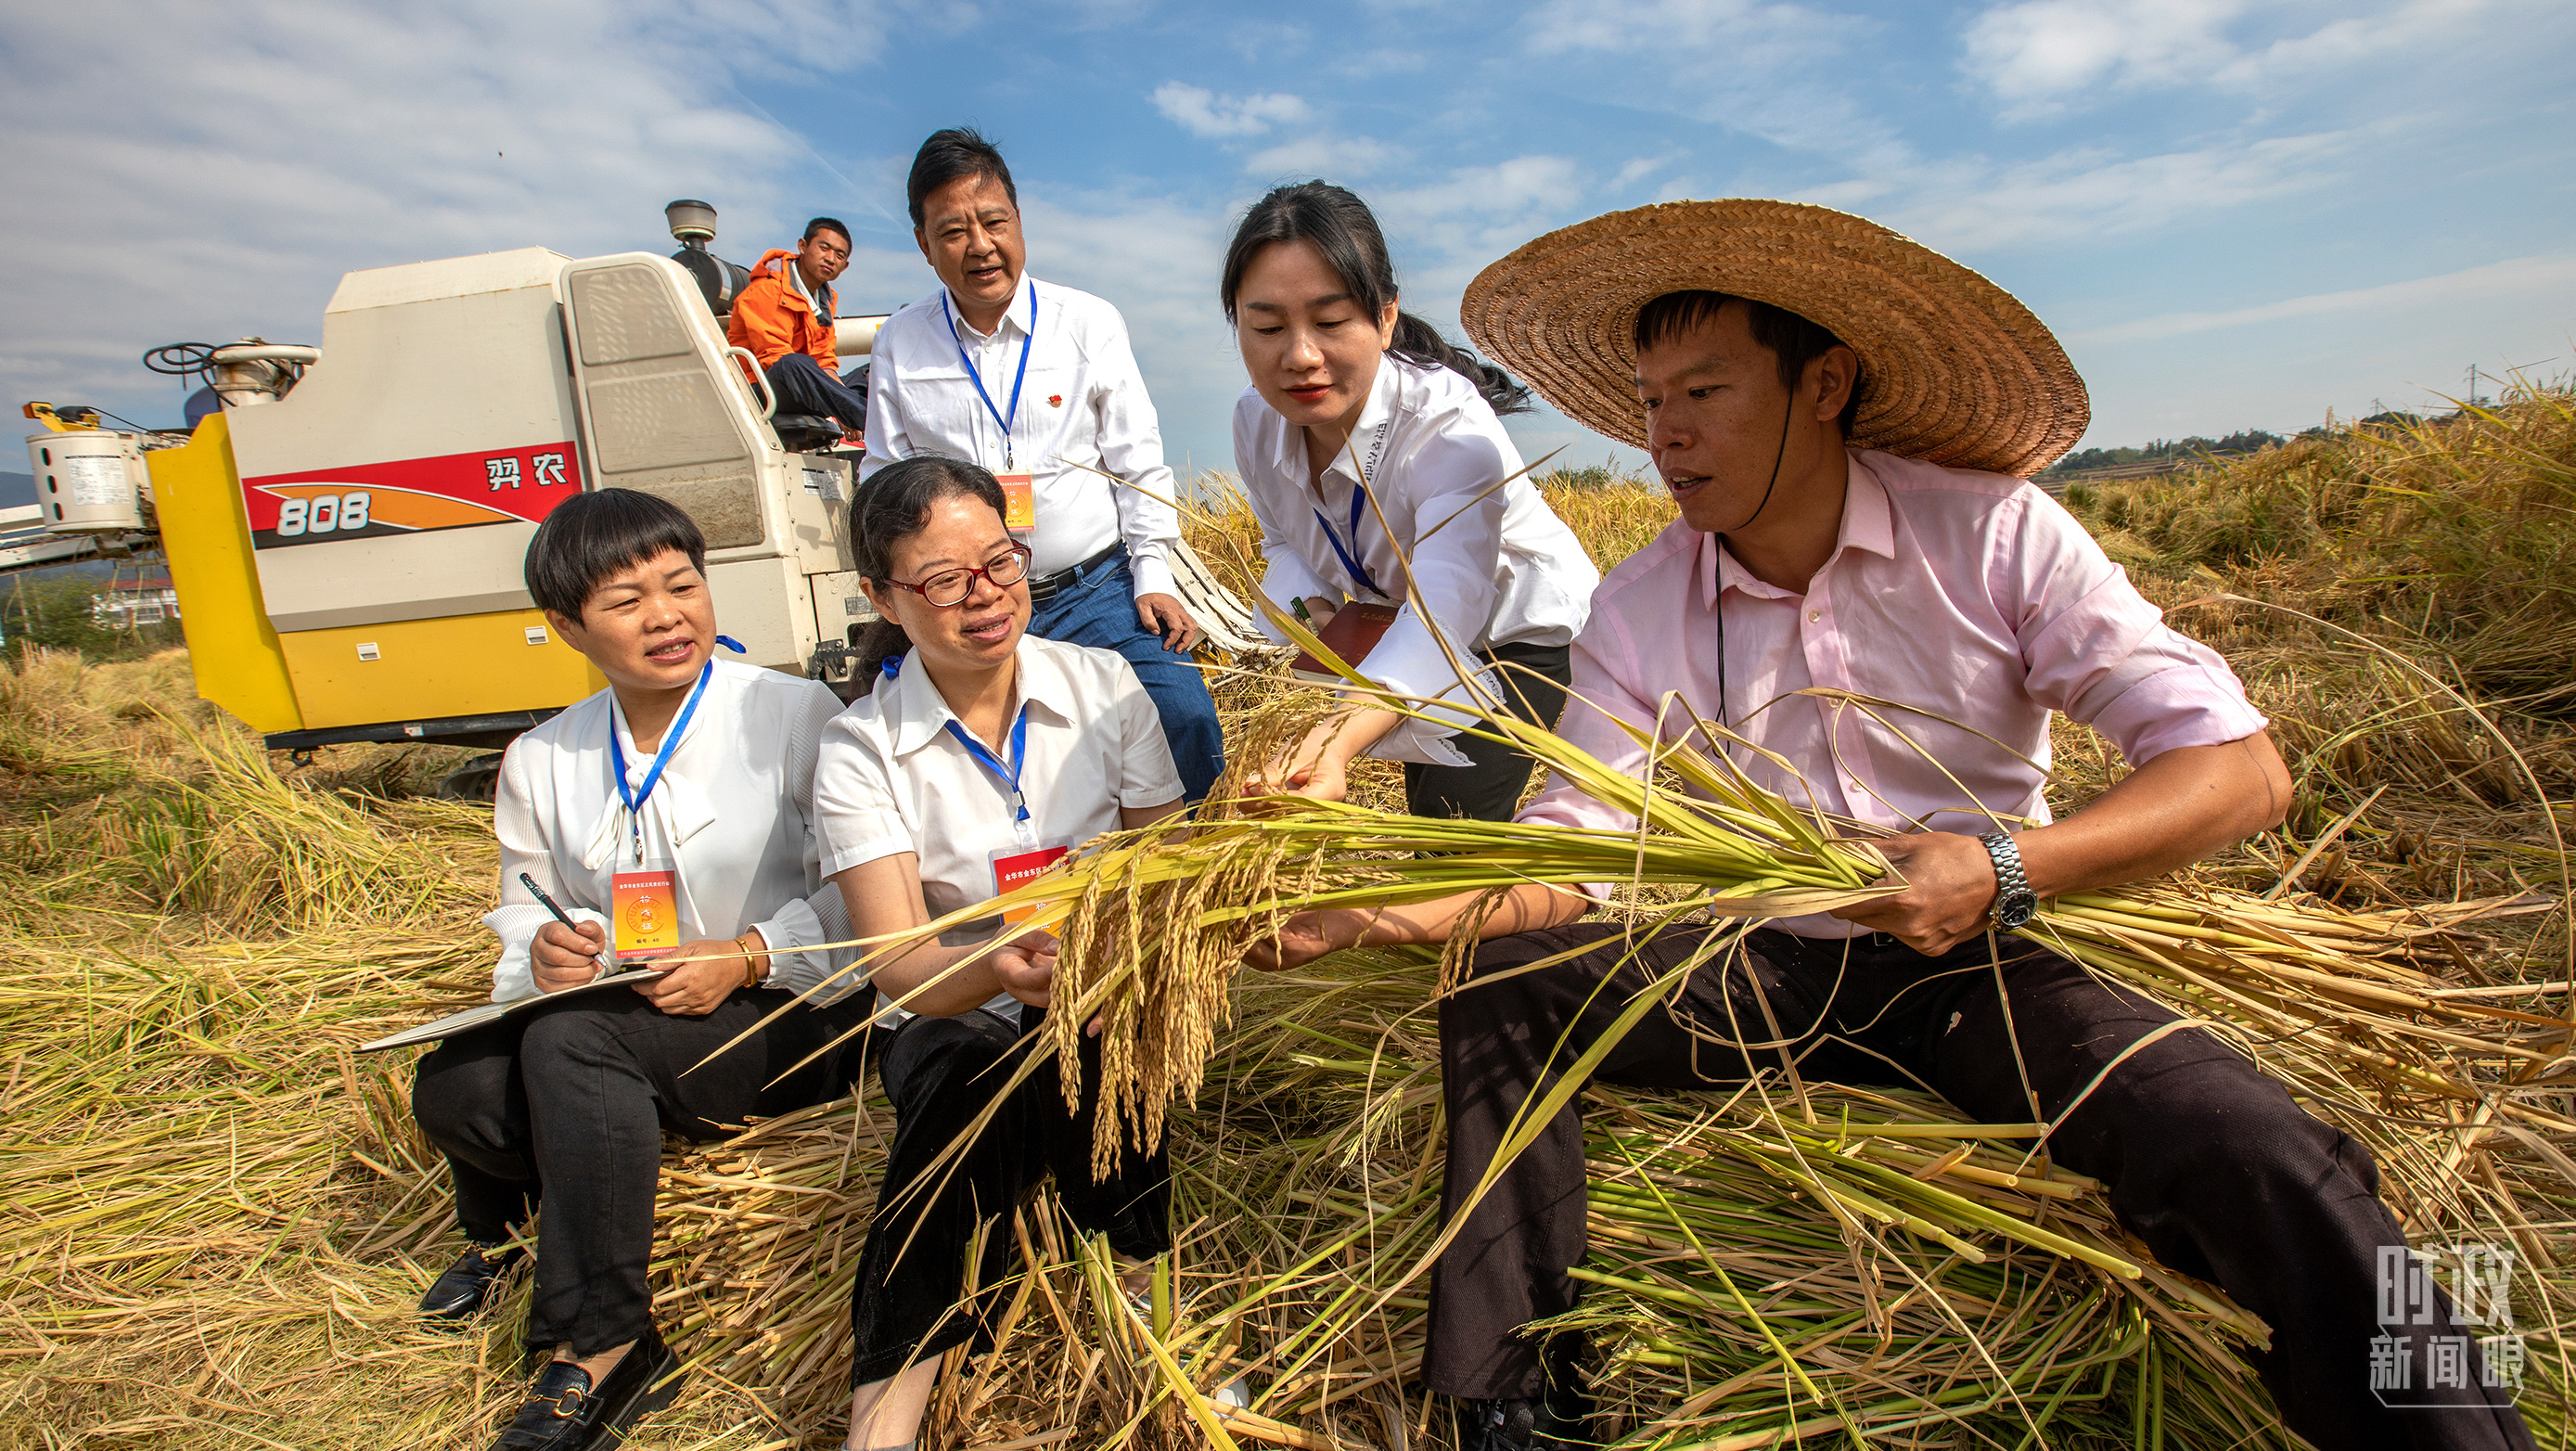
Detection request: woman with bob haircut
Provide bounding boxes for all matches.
[1224,180,1599,820]
[814,454,1184,1451]
[408,488,874,1451]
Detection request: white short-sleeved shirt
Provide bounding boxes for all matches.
[1233,355,1598,764]
[860,276,1184,598]
[814,636,1184,1007]
[482,660,857,1002]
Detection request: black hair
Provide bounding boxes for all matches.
[802,216,852,246]
[1220,181,1532,417]
[1634,291,1863,436]
[906,128,1019,229]
[848,455,1009,683]
[522,488,707,622]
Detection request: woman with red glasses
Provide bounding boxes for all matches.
[812,454,1186,1450]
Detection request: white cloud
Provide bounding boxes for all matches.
[1517,0,1908,174]
[0,0,897,414]
[2070,253,2576,346]
[1528,0,1842,59]
[1012,193,1246,476]
[1150,82,1313,138]
[1611,153,1679,188]
[1960,0,2514,116]
[2069,255,2576,446]
[1961,0,2243,108]
[1243,135,1398,180]
[1887,131,2354,250]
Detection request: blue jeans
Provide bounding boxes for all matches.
[763,350,867,434]
[1028,546,1224,802]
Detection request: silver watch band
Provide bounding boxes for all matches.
[1980,831,2031,921]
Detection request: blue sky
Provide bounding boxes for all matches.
[5,0,2571,481]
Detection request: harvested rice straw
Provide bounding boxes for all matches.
[1147,948,2316,1449]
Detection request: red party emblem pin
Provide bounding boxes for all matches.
[1048,394,1063,407]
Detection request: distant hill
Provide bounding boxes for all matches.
[2043,430,2289,477]
[1,471,31,511]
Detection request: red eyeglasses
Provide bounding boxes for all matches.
[882,543,1033,607]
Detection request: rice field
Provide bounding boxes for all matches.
[4,395,2572,1449]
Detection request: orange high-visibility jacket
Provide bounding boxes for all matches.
[726,249,839,376]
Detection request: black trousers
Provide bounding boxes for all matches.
[1403,640,1572,824]
[765,351,868,435]
[412,987,878,1355]
[1432,923,2535,1451]
[847,1005,1171,1386]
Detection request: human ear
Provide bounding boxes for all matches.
[1812,344,1861,424]
[912,226,933,264]
[1377,300,1399,350]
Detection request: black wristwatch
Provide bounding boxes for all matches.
[1980,831,2039,930]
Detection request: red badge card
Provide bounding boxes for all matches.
[612,867,681,960]
[991,843,1070,928]
[996,472,1037,532]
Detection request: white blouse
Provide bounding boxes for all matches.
[1232,354,1598,763]
[481,660,856,1004]
[814,634,1182,943]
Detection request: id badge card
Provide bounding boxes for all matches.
[612,858,683,961]
[996,471,1037,533]
[991,841,1070,928]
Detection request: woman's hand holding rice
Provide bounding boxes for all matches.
[990,929,1060,1008]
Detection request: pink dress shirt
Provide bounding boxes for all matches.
[1519,449,2267,937]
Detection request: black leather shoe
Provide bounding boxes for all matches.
[419,1244,523,1324]
[493,1327,681,1450]
[1462,1391,1594,1451]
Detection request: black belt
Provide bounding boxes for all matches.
[1023,542,1121,604]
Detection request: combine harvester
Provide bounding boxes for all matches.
[8,204,1262,793]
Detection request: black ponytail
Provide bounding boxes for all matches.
[846,455,1008,687]
[1221,181,1532,417]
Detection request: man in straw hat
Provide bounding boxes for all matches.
[1248,200,2533,1450]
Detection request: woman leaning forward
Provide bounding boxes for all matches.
[1225,181,1598,818]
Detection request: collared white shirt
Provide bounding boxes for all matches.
[861,276,1184,598]
[1233,355,1598,763]
[482,660,857,1002]
[814,635,1184,1001]
[1520,449,2268,936]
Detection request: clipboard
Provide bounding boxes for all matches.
[357,969,672,1053]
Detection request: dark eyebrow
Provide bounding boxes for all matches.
[909,539,1013,572]
[1635,352,1732,390]
[1242,292,1355,315]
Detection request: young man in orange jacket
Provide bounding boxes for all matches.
[727,217,866,442]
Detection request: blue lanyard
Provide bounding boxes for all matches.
[942,281,1036,469]
[609,660,714,864]
[1313,482,1387,598]
[944,706,1032,823]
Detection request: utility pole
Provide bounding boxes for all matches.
[2466,364,2483,407]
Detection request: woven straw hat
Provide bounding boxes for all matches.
[1459,200,2089,478]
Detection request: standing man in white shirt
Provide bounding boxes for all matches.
[862,127,1224,801]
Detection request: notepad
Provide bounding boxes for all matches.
[356,968,672,1053]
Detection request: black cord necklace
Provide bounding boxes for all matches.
[1711,392,1798,741]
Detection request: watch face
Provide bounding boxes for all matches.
[1995,892,2039,930]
